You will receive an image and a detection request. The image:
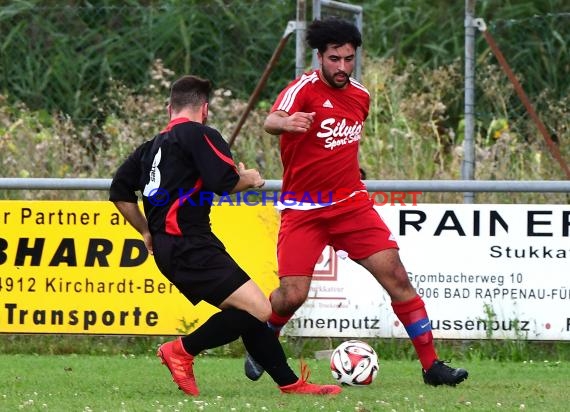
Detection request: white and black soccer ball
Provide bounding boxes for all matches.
[330,340,379,386]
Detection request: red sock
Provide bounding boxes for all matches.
[267,311,291,337]
[392,295,438,370]
[267,292,292,337]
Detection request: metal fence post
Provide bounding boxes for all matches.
[463,0,477,204]
[296,0,307,78]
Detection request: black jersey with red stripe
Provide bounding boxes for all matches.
[109,117,239,236]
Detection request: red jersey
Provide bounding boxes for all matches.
[272,70,369,204]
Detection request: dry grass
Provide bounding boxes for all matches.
[1,57,568,204]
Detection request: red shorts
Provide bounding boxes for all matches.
[277,196,399,276]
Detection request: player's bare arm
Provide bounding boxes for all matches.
[230,162,265,194]
[264,110,316,135]
[113,200,153,254]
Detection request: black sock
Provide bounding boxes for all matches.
[180,310,242,355]
[180,308,297,386]
[240,316,298,386]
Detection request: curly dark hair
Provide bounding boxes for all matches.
[306,17,362,54]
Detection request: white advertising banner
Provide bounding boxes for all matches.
[284,204,570,340]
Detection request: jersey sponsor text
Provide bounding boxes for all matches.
[317,118,363,150]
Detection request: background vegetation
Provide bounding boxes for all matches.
[2,1,569,114]
[2,333,570,363]
[1,1,569,205]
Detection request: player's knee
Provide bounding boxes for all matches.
[381,268,416,301]
[282,280,310,304]
[393,266,413,289]
[394,276,413,292]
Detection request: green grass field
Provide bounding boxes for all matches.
[2,354,569,412]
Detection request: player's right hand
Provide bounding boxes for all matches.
[284,111,316,133]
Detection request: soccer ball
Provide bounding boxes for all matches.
[330,340,379,386]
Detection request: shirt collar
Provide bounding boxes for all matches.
[161,117,191,133]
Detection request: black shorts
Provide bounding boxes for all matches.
[151,232,250,307]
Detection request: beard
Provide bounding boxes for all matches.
[322,68,350,89]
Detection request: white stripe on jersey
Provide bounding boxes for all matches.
[349,77,370,95]
[277,72,319,112]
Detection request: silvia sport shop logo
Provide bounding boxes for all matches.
[316,118,363,150]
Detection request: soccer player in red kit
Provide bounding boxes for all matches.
[245,18,468,387]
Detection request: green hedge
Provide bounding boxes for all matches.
[1,0,568,121]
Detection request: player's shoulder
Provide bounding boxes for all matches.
[349,77,370,96]
[192,124,228,151]
[288,70,320,89]
[202,124,224,140]
[126,136,159,168]
[132,138,156,157]
[275,71,320,112]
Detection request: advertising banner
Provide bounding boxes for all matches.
[2,201,568,340]
[0,201,279,335]
[286,204,570,340]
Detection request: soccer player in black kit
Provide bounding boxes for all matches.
[109,75,341,396]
